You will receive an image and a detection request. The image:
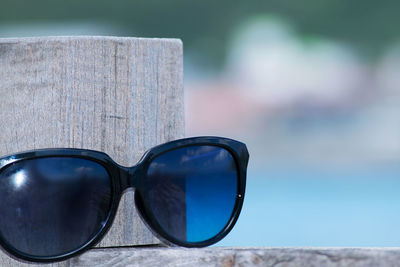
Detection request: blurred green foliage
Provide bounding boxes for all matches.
[1,0,399,68]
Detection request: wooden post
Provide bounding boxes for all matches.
[0,36,184,265]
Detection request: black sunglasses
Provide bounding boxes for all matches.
[0,136,249,262]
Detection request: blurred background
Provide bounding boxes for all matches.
[2,0,399,246]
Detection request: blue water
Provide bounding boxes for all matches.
[217,163,400,247]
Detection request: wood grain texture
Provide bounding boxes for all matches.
[0,36,184,265]
[70,247,400,267]
[1,247,400,267]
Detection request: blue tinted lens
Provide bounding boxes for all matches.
[0,157,112,257]
[146,145,238,243]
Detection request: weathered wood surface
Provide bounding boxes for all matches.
[55,247,400,267]
[1,247,400,267]
[0,36,184,265]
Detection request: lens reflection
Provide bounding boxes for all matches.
[0,157,112,257]
[12,170,27,189]
[146,145,238,243]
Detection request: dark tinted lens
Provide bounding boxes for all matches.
[0,157,112,257]
[146,145,238,243]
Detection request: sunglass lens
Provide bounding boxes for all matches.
[146,145,238,243]
[0,157,112,258]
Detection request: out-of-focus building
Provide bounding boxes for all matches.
[186,17,400,167]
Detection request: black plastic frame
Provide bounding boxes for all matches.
[0,136,249,262]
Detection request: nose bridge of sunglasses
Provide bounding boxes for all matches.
[119,165,142,191]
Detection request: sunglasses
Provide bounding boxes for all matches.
[0,136,249,262]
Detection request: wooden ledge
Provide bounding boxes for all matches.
[67,247,400,267]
